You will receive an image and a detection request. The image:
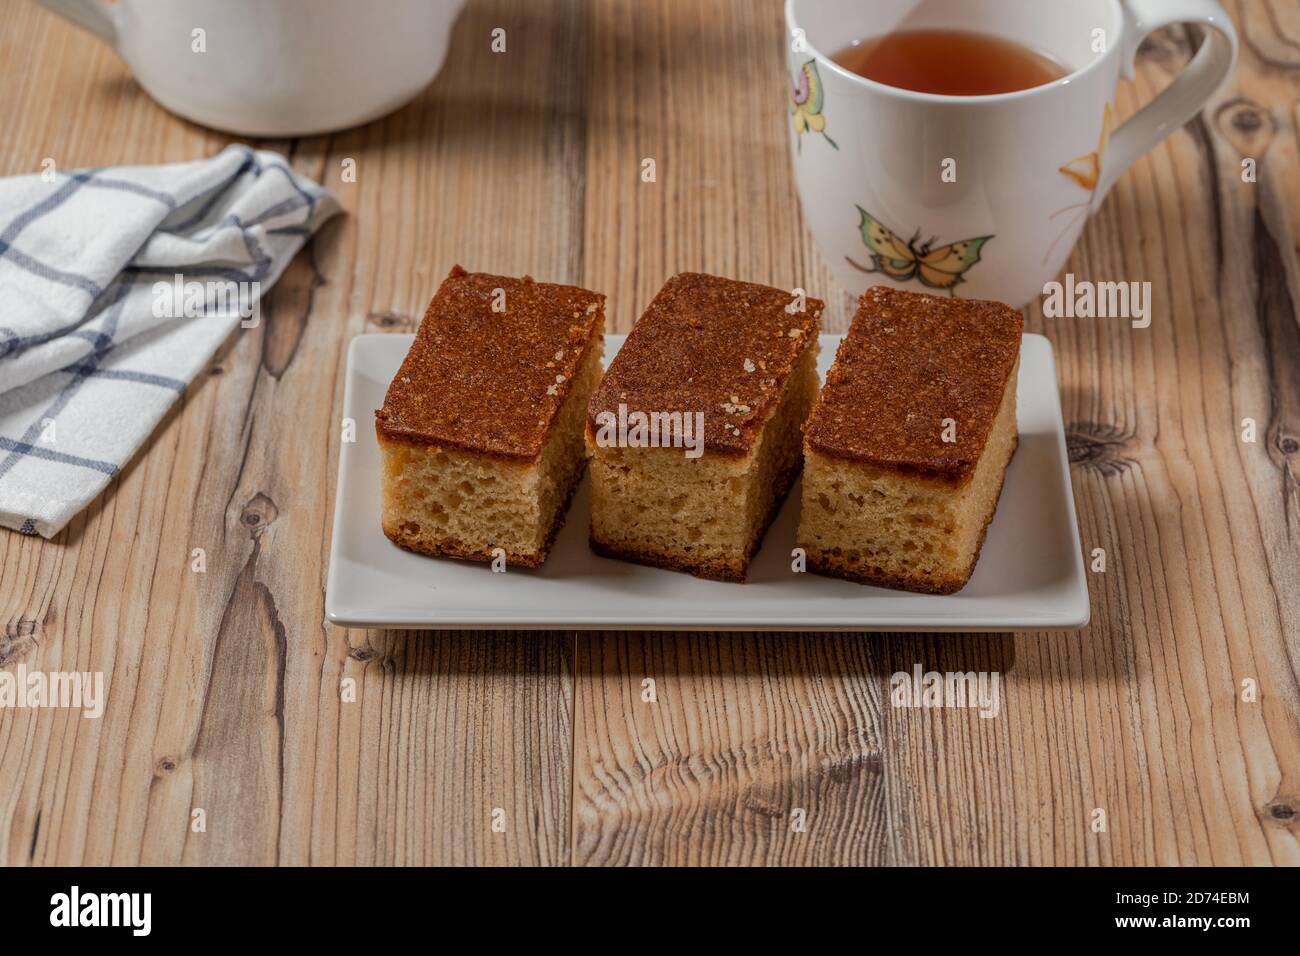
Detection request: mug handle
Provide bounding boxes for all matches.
[1095,0,1238,205]
[33,0,119,45]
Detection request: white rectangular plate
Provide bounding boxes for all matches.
[326,333,1088,631]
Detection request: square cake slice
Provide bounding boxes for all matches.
[798,287,1022,594]
[586,272,823,582]
[375,265,605,567]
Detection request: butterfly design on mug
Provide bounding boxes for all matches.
[789,60,838,151]
[1045,103,1114,264]
[846,207,993,294]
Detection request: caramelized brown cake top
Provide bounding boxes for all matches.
[376,265,604,459]
[587,273,823,456]
[804,287,1023,480]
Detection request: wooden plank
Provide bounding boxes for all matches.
[569,1,1299,866]
[573,0,883,866]
[0,0,583,866]
[580,0,856,335]
[571,632,891,866]
[917,8,1299,865]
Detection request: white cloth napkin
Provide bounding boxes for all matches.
[0,144,340,537]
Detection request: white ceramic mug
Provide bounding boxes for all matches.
[34,0,468,136]
[785,0,1237,307]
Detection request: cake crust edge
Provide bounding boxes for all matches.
[376,264,606,460]
[803,287,1022,482]
[588,272,824,458]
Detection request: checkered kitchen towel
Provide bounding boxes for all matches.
[0,144,339,538]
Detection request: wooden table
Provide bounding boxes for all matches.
[1,0,1297,867]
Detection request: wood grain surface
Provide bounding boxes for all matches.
[0,0,1297,866]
